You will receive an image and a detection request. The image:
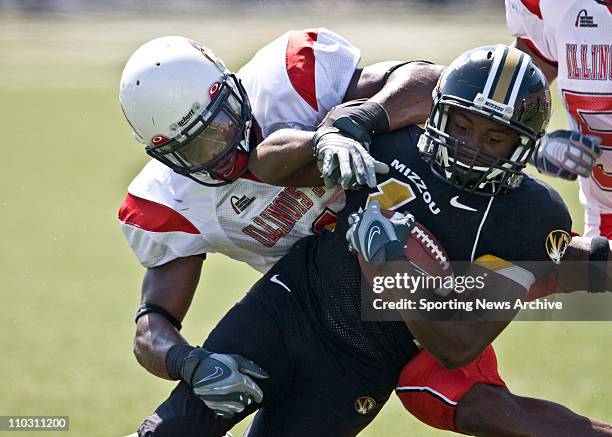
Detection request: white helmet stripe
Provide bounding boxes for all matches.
[481,45,507,100]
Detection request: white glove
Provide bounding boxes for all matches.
[313,128,389,190]
[533,130,602,180]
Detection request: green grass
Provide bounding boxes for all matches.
[0,9,609,437]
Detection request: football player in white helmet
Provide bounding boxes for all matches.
[120,37,254,185]
[118,31,444,435]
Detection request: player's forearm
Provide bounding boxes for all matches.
[514,38,558,85]
[555,237,612,292]
[248,129,322,186]
[134,313,189,380]
[369,62,444,131]
[377,262,514,368]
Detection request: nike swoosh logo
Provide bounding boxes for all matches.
[270,274,291,293]
[450,196,477,212]
[367,225,381,256]
[195,366,224,385]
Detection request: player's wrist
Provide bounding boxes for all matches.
[165,343,196,381]
[371,240,406,268]
[588,236,609,293]
[318,99,390,145]
[312,127,341,154]
[356,100,390,134]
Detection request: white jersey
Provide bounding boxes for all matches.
[119,28,360,272]
[506,0,612,235]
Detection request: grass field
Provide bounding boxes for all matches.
[1,6,610,436]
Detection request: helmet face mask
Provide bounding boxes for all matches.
[419,45,552,196]
[120,36,253,187]
[144,73,252,185]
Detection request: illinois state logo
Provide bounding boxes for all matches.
[545,230,571,265]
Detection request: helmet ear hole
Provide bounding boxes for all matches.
[136,80,140,86]
[487,51,493,60]
[155,62,161,67]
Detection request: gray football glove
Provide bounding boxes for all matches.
[313,127,389,190]
[533,129,602,180]
[180,347,268,419]
[346,200,415,268]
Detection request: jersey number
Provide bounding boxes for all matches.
[312,208,337,234]
[366,178,416,210]
[562,90,612,190]
[562,90,612,146]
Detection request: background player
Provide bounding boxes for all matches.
[506,0,612,237]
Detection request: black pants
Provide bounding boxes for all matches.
[137,269,397,437]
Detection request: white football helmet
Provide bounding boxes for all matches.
[119,36,252,186]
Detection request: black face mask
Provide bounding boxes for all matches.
[145,74,252,187]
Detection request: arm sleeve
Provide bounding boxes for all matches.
[476,183,572,291]
[311,28,362,114]
[118,193,207,268]
[237,28,360,137]
[505,0,558,63]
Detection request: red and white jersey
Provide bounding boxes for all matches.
[506,0,612,235]
[118,28,360,272]
[239,28,360,137]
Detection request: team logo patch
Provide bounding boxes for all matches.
[575,9,598,27]
[355,396,376,415]
[177,108,195,127]
[230,194,255,214]
[545,230,571,264]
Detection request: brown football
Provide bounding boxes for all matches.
[357,210,452,287]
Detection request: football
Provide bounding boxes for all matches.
[357,209,452,287]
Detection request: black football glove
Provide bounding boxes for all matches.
[346,200,415,268]
[180,347,268,419]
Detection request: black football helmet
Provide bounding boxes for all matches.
[418,44,552,196]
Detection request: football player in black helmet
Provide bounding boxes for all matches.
[135,45,612,437]
[247,44,611,436]
[419,44,551,196]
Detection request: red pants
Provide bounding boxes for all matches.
[396,345,506,433]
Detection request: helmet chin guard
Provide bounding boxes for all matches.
[419,45,551,196]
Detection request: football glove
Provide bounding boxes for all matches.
[346,200,415,268]
[313,127,389,189]
[180,347,268,419]
[532,129,602,180]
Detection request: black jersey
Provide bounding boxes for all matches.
[275,126,572,374]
